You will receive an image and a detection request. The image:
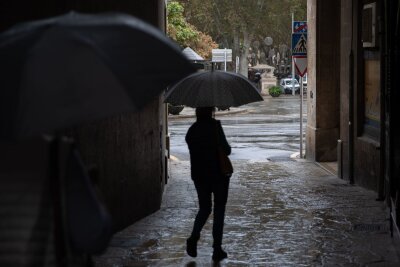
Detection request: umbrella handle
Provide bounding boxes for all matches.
[49,137,69,267]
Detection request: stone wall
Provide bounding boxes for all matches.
[338,0,383,193]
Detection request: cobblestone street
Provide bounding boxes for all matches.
[94,159,400,266]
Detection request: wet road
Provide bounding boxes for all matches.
[168,96,307,161]
[94,96,400,266]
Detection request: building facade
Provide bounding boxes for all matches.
[307,0,400,234]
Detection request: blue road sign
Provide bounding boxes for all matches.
[292,33,307,56]
[293,21,307,33]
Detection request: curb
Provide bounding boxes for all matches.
[168,108,249,119]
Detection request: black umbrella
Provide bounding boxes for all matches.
[164,70,263,108]
[0,11,195,139]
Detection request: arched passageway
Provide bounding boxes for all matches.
[96,0,400,264]
[1,0,400,265]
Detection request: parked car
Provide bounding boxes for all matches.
[279,78,300,94]
[286,74,300,81]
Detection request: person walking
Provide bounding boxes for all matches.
[185,107,232,262]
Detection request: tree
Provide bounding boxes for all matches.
[167,1,218,59]
[178,0,306,75]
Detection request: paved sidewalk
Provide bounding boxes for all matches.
[94,159,400,266]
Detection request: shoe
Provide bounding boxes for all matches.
[186,237,198,257]
[212,248,227,262]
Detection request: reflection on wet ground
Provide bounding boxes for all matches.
[169,96,307,162]
[94,160,400,266]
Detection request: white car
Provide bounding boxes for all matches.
[280,78,300,94]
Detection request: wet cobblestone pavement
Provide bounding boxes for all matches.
[94,159,400,266]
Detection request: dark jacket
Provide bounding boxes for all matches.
[186,118,231,180]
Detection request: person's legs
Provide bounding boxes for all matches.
[212,177,230,261]
[187,179,212,257]
[192,180,212,237]
[212,177,229,247]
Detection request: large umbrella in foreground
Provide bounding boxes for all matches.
[164,70,263,108]
[0,11,195,139]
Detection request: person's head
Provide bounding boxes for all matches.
[195,107,215,120]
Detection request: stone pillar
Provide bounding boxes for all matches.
[306,0,341,162]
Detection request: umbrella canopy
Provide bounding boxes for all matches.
[0,12,195,139]
[164,70,263,108]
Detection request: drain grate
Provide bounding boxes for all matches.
[330,183,354,187]
[352,223,389,232]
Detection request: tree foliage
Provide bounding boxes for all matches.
[167,1,218,59]
[177,0,306,74]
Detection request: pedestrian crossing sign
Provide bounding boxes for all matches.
[292,33,307,56]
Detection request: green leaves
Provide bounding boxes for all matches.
[269,86,282,97]
[167,2,198,44]
[167,1,218,59]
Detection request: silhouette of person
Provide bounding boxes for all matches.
[254,72,262,92]
[185,107,231,262]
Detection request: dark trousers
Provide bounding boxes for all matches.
[191,175,230,247]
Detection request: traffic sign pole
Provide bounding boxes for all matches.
[292,13,295,96]
[300,77,304,158]
[292,20,307,158]
[224,48,227,71]
[292,62,295,96]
